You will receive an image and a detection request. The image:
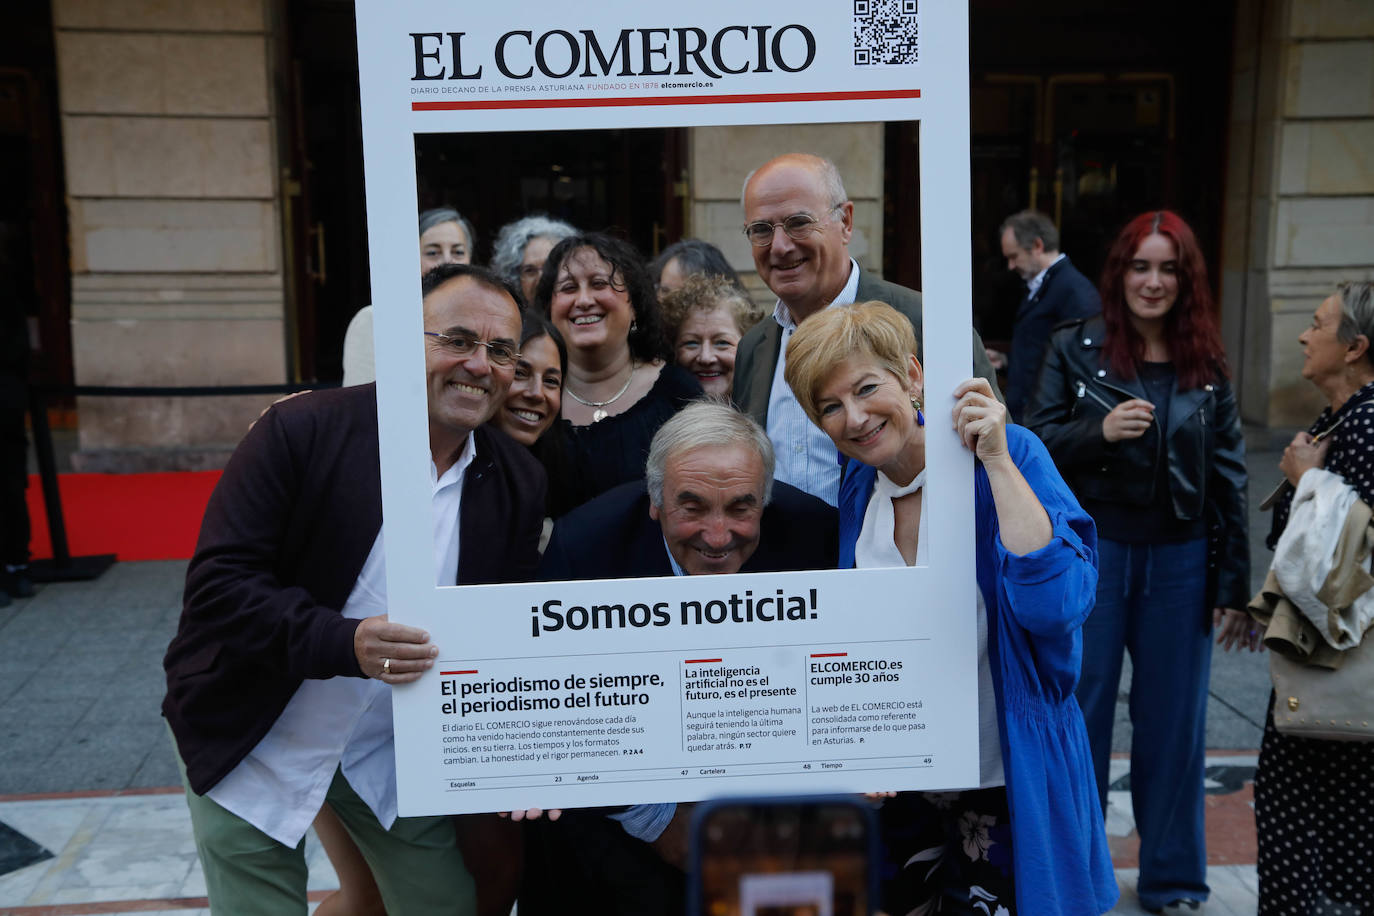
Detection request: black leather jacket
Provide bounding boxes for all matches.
[1023,316,1250,610]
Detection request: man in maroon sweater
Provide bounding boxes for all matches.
[163,264,546,914]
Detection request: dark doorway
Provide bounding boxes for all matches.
[277,0,682,383]
[968,0,1235,344]
[0,0,71,396]
[414,125,686,264]
[277,0,370,383]
[882,121,921,294]
[971,73,1180,343]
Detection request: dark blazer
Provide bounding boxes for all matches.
[732,269,1003,424]
[1005,255,1100,421]
[163,384,546,794]
[539,478,837,580]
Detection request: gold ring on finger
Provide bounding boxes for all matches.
[383,657,391,675]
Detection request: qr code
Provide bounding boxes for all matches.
[853,0,919,66]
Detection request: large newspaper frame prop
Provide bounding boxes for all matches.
[355,0,980,817]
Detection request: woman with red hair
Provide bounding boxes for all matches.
[1024,211,1250,914]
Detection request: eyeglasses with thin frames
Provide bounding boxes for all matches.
[423,331,519,367]
[742,203,846,247]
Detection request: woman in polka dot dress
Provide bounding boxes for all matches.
[1258,280,1374,915]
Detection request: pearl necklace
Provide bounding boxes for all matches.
[565,365,635,422]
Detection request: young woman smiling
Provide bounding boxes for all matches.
[493,310,566,449]
[1024,210,1249,915]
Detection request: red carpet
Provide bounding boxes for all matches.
[25,471,221,562]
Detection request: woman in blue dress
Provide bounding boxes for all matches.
[783,300,1117,916]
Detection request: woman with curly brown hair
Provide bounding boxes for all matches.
[532,232,702,515]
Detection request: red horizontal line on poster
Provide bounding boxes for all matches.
[411,88,920,112]
[440,669,478,675]
[684,658,723,664]
[810,652,848,658]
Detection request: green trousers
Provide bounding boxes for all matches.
[174,732,475,915]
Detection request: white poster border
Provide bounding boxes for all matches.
[352,0,980,816]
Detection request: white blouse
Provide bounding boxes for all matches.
[854,469,1005,789]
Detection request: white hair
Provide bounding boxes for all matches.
[646,401,775,507]
[1337,281,1374,362]
[489,215,579,288]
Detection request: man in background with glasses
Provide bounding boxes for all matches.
[163,263,546,914]
[731,152,1001,506]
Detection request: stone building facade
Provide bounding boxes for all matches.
[24,0,1374,466]
[52,0,285,469]
[1222,0,1374,429]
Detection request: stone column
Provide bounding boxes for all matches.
[1222,0,1374,429]
[53,0,286,470]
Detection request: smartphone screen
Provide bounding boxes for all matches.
[690,797,877,916]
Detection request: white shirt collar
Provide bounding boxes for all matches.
[764,259,862,507]
[771,258,861,330]
[1026,252,1066,298]
[430,431,477,491]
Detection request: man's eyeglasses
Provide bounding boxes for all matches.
[424,331,519,367]
[742,203,845,247]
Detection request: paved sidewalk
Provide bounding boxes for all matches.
[0,561,182,797]
[1103,754,1260,914]
[0,555,1274,914]
[0,436,1288,913]
[0,751,1262,915]
[0,750,1264,914]
[0,788,340,914]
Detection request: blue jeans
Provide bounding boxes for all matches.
[1076,537,1212,910]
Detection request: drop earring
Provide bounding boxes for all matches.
[910,395,925,427]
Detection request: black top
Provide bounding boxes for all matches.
[546,363,702,516]
[1025,315,1250,608]
[1269,378,1374,548]
[1084,361,1205,544]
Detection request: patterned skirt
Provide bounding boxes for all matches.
[879,786,1016,915]
[1254,693,1374,915]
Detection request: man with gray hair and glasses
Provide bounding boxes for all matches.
[524,400,837,916]
[732,152,1001,505]
[164,264,545,914]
